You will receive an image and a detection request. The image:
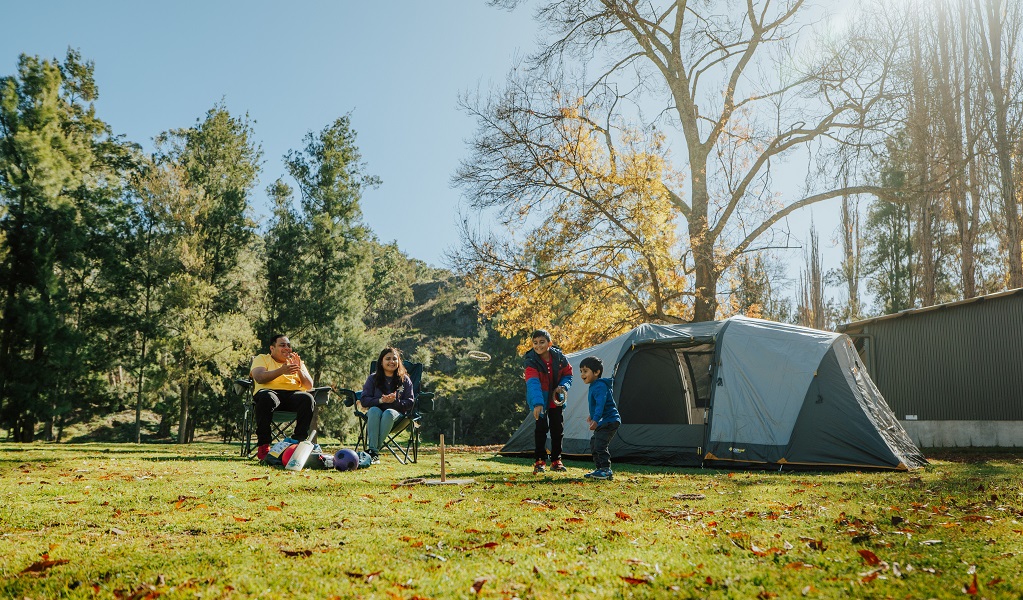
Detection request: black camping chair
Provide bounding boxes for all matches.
[336,361,433,464]
[236,377,332,457]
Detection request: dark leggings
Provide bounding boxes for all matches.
[591,422,620,470]
[254,389,315,446]
[534,405,564,462]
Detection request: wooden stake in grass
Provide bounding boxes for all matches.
[422,433,474,486]
[440,434,447,482]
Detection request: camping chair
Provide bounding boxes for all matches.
[236,378,332,457]
[336,361,433,464]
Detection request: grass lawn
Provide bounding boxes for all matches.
[2,443,1021,599]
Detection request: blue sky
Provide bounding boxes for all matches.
[1,2,538,267]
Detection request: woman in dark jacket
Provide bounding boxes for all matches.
[360,346,414,462]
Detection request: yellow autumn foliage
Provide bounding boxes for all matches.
[468,102,692,352]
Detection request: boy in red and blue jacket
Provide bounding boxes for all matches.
[523,329,573,474]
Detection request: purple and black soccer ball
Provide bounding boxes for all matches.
[334,448,359,472]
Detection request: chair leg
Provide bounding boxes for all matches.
[383,420,417,465]
[242,404,253,457]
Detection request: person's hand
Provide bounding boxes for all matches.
[283,353,301,375]
[382,392,396,404]
[589,420,597,431]
[533,405,542,420]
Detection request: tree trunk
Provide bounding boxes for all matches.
[980,0,1023,287]
[135,334,148,444]
[910,16,937,306]
[689,158,718,323]
[177,346,190,444]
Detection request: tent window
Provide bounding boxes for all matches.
[617,348,688,425]
[683,352,713,408]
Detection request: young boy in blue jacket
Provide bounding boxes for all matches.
[579,356,620,480]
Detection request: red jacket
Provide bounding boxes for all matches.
[523,347,573,409]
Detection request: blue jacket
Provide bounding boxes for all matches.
[588,377,620,427]
[523,347,573,410]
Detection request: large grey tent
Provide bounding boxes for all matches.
[501,316,926,471]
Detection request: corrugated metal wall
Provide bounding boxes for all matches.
[848,293,1023,420]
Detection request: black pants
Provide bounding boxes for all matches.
[534,405,564,462]
[590,422,620,470]
[254,389,315,446]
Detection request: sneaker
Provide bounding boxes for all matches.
[256,444,270,462]
[584,468,613,480]
[550,459,567,472]
[368,449,380,465]
[533,459,546,474]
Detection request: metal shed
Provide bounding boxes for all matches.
[838,288,1023,448]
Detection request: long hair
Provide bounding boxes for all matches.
[373,346,408,391]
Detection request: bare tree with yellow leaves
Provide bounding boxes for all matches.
[456,0,902,345]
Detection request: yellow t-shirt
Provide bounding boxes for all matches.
[250,353,307,395]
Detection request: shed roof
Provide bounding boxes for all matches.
[838,287,1023,334]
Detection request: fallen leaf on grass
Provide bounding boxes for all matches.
[615,511,632,521]
[783,562,814,570]
[344,570,382,583]
[672,493,706,500]
[857,549,881,566]
[20,555,69,574]
[751,544,784,557]
[245,476,268,482]
[470,576,489,594]
[266,506,282,512]
[620,576,650,585]
[757,592,777,599]
[232,516,251,522]
[799,537,827,551]
[987,577,1003,586]
[963,572,978,595]
[281,549,313,557]
[475,542,499,550]
[109,527,127,536]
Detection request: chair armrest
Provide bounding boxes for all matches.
[233,378,254,399]
[336,388,360,407]
[311,386,332,406]
[417,391,435,412]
